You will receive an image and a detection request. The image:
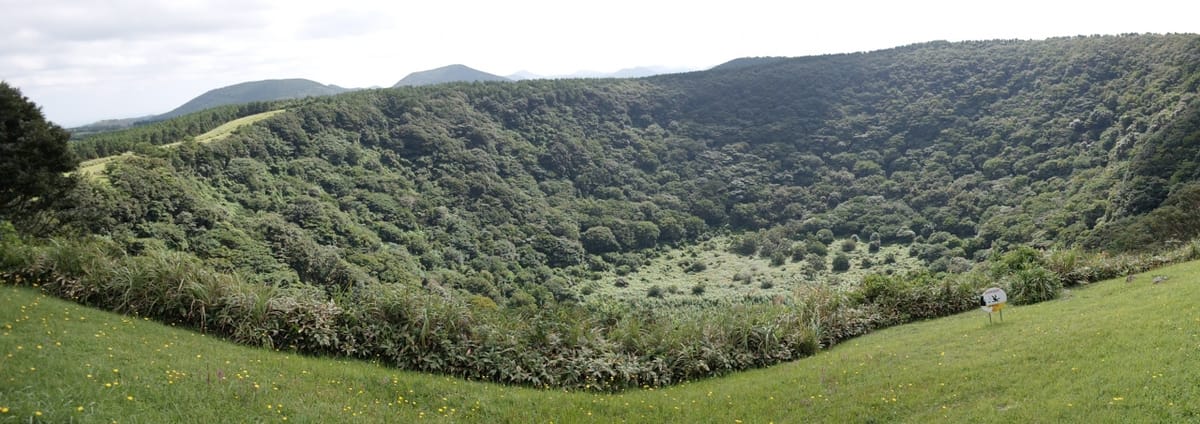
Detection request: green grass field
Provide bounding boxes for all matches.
[2,261,1197,423]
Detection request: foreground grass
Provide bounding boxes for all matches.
[2,262,1198,423]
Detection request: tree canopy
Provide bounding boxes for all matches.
[0,81,78,226]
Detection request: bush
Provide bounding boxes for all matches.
[691,284,706,295]
[647,285,664,298]
[990,246,1044,278]
[816,229,835,244]
[831,253,851,272]
[806,240,828,257]
[806,254,826,272]
[769,252,787,267]
[683,260,707,273]
[841,239,857,252]
[1006,266,1062,305]
[728,234,759,256]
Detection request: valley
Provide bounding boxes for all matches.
[2,34,1200,410]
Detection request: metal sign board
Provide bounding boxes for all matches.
[979,287,1007,313]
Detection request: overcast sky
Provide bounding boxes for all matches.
[3,0,1197,127]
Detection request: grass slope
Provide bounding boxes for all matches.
[2,262,1198,423]
[75,110,284,180]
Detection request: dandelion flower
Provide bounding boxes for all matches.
[0,406,8,413]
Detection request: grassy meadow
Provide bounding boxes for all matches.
[588,237,923,303]
[2,260,1198,423]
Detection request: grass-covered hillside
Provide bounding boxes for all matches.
[2,260,1196,423]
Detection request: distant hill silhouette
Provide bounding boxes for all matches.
[709,57,791,71]
[158,79,351,119]
[393,64,510,87]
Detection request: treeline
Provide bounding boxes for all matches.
[70,101,282,160]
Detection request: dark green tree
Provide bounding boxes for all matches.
[832,253,851,272]
[0,82,79,228]
[581,226,621,253]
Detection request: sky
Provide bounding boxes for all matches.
[2,0,1197,127]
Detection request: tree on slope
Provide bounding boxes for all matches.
[0,81,79,230]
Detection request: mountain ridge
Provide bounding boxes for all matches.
[157,78,350,119]
[392,64,510,87]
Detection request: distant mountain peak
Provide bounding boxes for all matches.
[71,78,353,135]
[159,78,350,119]
[393,64,510,87]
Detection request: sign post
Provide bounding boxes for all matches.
[979,287,1007,324]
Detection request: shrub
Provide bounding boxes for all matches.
[806,254,826,272]
[728,234,759,256]
[790,243,808,261]
[683,260,707,273]
[831,253,851,272]
[1006,266,1062,305]
[759,280,774,289]
[990,246,1044,278]
[647,285,664,298]
[841,239,857,252]
[806,240,828,257]
[691,284,706,295]
[816,229,835,244]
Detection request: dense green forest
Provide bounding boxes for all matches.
[4,34,1200,389]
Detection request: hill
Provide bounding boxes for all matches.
[2,260,1196,422]
[14,33,1200,389]
[68,115,158,138]
[69,79,351,137]
[158,78,350,119]
[392,64,510,87]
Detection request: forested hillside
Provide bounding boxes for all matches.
[5,34,1200,389]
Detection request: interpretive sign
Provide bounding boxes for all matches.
[979,287,1007,312]
[979,287,1007,323]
